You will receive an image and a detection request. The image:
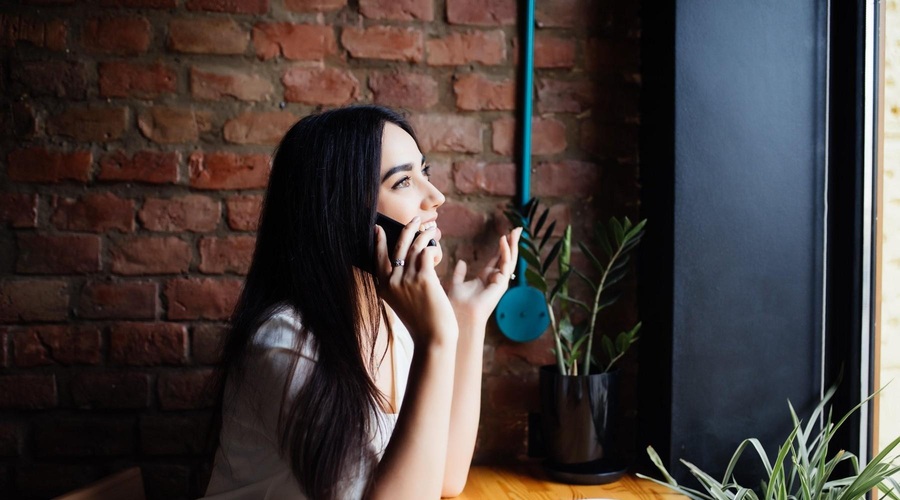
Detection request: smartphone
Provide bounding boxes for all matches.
[376,213,437,255]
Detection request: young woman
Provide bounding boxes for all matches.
[202,105,521,499]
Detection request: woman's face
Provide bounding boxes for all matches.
[376,122,446,245]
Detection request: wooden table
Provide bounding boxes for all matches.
[457,464,686,499]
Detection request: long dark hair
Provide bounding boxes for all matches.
[217,105,417,499]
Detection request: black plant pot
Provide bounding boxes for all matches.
[539,365,627,484]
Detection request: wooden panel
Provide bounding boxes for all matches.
[458,465,686,500]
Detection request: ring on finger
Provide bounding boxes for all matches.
[392,258,405,268]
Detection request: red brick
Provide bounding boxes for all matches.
[168,18,248,54]
[109,322,188,365]
[165,278,242,320]
[284,0,345,11]
[158,369,217,409]
[199,236,255,274]
[453,73,515,111]
[82,17,151,55]
[192,323,226,364]
[47,106,128,142]
[110,236,193,275]
[580,121,638,161]
[141,415,210,454]
[485,373,539,414]
[188,152,270,190]
[186,0,269,13]
[0,15,68,51]
[99,151,179,184]
[15,465,102,499]
[0,375,56,409]
[226,194,262,231]
[0,280,68,322]
[0,421,24,457]
[7,148,91,183]
[282,67,359,105]
[252,23,335,61]
[72,372,151,409]
[12,60,87,99]
[33,417,133,457]
[360,0,433,20]
[342,26,423,62]
[535,0,582,28]
[99,61,176,99]
[139,195,220,232]
[426,30,506,66]
[532,35,576,68]
[17,234,101,274]
[50,192,135,233]
[9,101,37,139]
[0,193,38,228]
[424,157,452,193]
[100,0,177,6]
[369,72,438,111]
[447,0,516,26]
[224,111,298,145]
[13,326,102,367]
[533,161,601,197]
[190,66,274,101]
[536,78,595,113]
[585,38,640,72]
[76,280,157,320]
[437,201,487,237]
[453,161,515,196]
[409,114,483,153]
[138,106,212,144]
[493,334,556,369]
[492,116,566,156]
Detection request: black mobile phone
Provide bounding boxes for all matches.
[375,213,437,255]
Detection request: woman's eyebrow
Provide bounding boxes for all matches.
[381,155,426,182]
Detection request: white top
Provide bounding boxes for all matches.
[203,307,414,499]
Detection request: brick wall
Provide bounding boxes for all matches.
[0,0,640,498]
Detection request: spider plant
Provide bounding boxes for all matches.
[638,384,900,500]
[505,199,646,376]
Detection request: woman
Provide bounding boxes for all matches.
[203,105,521,499]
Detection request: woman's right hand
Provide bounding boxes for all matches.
[374,217,458,347]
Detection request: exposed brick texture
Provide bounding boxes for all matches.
[190,66,274,101]
[99,61,177,99]
[342,26,424,62]
[252,23,335,61]
[7,148,92,183]
[50,193,135,233]
[109,322,188,366]
[12,326,102,366]
[0,0,641,496]
[98,151,180,184]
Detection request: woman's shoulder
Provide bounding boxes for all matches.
[251,305,317,361]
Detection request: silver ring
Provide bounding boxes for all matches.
[510,273,516,281]
[392,259,405,268]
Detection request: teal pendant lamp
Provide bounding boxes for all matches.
[494,0,550,342]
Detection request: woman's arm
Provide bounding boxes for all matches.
[441,228,521,497]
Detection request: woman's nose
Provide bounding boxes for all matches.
[424,182,446,209]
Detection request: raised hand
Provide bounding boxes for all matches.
[446,227,522,331]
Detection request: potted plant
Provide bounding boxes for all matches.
[638,384,900,500]
[504,199,646,483]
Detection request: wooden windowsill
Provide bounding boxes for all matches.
[457,463,686,499]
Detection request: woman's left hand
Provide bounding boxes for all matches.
[446,227,522,331]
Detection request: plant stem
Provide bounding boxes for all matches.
[582,244,626,375]
[546,305,567,375]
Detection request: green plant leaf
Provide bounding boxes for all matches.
[525,199,539,226]
[543,239,565,274]
[595,222,613,257]
[521,248,542,272]
[539,221,557,250]
[558,293,590,311]
[533,208,550,239]
[548,268,573,301]
[558,315,575,343]
[578,241,605,273]
[571,268,598,292]
[610,217,625,244]
[525,268,547,293]
[624,218,648,241]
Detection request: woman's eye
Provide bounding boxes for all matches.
[392,176,411,189]
[422,164,432,179]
